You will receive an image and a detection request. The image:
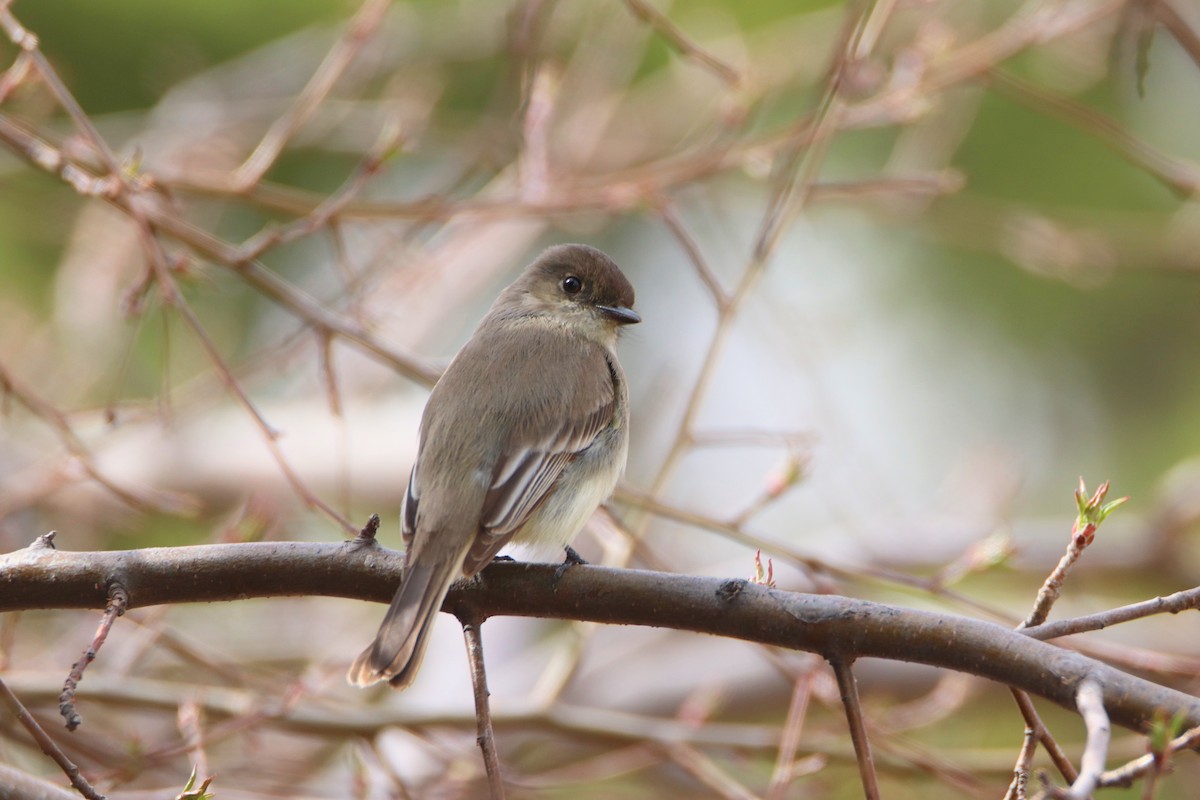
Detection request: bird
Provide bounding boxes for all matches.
[348,243,639,689]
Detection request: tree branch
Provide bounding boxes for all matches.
[3,538,1200,737]
[0,677,105,800]
[460,615,505,800]
[830,657,880,800]
[1067,678,1110,798]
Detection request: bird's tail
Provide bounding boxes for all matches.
[347,555,460,689]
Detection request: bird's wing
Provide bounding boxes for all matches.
[401,463,418,551]
[462,340,617,573]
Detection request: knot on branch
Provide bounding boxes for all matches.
[30,531,57,550]
[350,513,382,546]
[716,578,747,603]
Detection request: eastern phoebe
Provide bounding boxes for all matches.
[348,243,639,689]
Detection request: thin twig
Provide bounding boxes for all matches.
[176,700,210,781]
[620,0,741,86]
[60,583,128,731]
[1007,486,1119,790]
[756,0,898,261]
[916,0,1125,95]
[766,666,818,800]
[1067,678,1110,799]
[644,0,900,532]
[1009,689,1080,786]
[92,679,308,773]
[0,359,192,515]
[0,113,117,197]
[6,669,787,750]
[232,0,392,189]
[1022,585,1200,641]
[1021,554,1084,630]
[866,734,987,796]
[879,673,974,732]
[1019,482,1111,631]
[730,452,806,527]
[1081,637,1200,680]
[461,616,506,800]
[0,6,121,176]
[614,485,1017,621]
[518,65,557,203]
[166,282,357,533]
[829,657,880,800]
[645,0,847,512]
[0,48,32,104]
[516,743,663,789]
[0,676,106,800]
[658,201,729,307]
[234,113,405,263]
[987,69,1200,198]
[132,201,359,533]
[664,742,759,800]
[1003,725,1038,800]
[1098,724,1200,788]
[168,160,960,221]
[1151,0,1200,71]
[1009,475,1127,795]
[0,6,361,535]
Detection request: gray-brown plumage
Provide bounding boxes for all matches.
[348,244,639,689]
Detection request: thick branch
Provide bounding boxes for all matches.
[2,539,1199,735]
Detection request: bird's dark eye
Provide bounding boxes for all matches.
[562,275,583,295]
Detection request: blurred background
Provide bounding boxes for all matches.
[2,0,1200,797]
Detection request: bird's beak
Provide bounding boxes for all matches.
[597,305,641,325]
